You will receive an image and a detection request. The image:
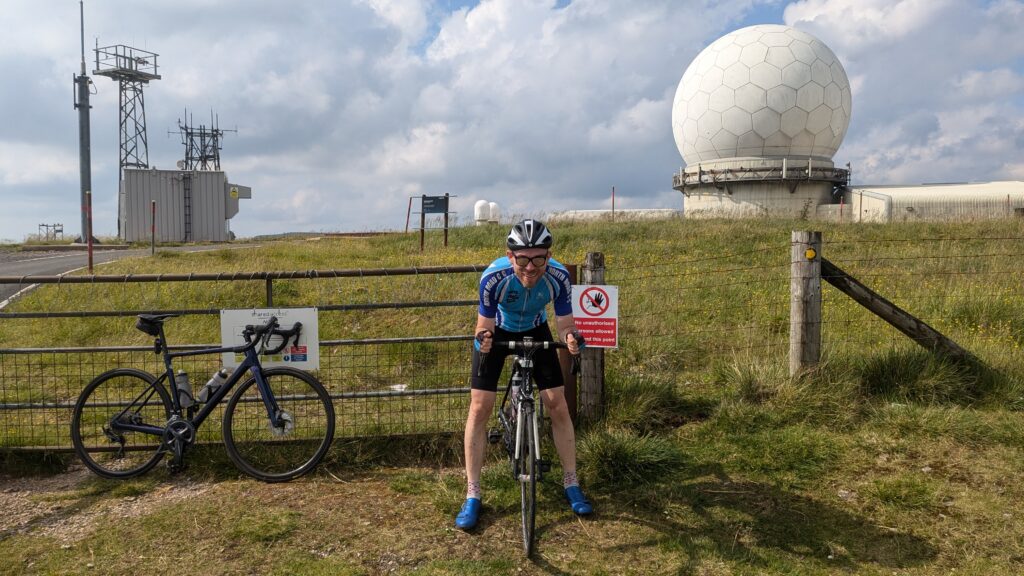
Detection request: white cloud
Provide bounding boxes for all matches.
[358,0,430,45]
[783,0,951,51]
[0,141,78,185]
[953,68,1024,100]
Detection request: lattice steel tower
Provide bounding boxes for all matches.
[171,110,235,171]
[93,44,161,174]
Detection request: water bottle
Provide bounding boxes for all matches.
[197,368,229,403]
[175,370,194,408]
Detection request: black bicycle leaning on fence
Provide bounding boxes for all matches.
[483,335,584,556]
[70,314,336,482]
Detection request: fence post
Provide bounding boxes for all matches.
[266,278,274,306]
[790,230,822,376]
[580,252,605,421]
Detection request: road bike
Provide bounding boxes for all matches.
[70,314,335,482]
[483,336,582,556]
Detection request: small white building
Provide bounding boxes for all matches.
[832,182,1024,223]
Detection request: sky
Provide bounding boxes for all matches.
[0,0,1022,241]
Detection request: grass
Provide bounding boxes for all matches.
[2,217,1024,573]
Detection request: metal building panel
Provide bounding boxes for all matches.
[122,168,249,242]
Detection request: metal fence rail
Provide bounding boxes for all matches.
[0,265,489,451]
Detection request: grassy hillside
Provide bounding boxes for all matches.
[2,217,1024,574]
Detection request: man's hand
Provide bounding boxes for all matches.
[475,329,493,353]
[565,330,581,355]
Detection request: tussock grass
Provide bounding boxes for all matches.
[602,374,706,434]
[578,428,686,488]
[856,349,988,404]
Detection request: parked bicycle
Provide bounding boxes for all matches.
[484,335,583,556]
[71,314,335,482]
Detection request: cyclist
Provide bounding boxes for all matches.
[456,218,593,530]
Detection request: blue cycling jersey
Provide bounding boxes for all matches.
[478,256,573,335]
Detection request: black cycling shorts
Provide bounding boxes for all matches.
[470,324,564,392]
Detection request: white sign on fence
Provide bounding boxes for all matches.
[219,308,320,369]
[571,284,619,348]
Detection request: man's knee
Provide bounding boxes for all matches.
[543,390,570,420]
[467,394,495,425]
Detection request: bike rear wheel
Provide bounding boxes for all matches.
[70,368,172,479]
[518,402,538,556]
[222,367,335,482]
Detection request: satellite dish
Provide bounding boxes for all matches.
[176,160,186,170]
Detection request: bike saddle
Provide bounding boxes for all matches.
[135,313,181,336]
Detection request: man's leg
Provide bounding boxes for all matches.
[464,389,497,492]
[541,386,593,515]
[458,388,495,529]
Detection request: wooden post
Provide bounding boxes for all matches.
[580,252,605,420]
[419,196,426,252]
[443,193,449,247]
[821,258,974,361]
[151,200,156,255]
[790,231,821,376]
[266,279,274,306]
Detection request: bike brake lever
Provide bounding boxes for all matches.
[476,352,488,377]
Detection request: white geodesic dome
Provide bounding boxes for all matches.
[672,24,852,165]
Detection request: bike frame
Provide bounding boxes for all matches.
[108,327,282,438]
[506,357,542,466]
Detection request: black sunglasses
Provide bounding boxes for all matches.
[513,254,549,267]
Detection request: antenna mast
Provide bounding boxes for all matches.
[73,0,92,242]
[169,109,236,171]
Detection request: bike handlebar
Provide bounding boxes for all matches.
[242,316,304,355]
[476,334,586,377]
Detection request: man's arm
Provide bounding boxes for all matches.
[555,314,580,355]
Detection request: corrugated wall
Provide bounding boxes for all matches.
[121,169,230,242]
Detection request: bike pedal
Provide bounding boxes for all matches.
[538,459,551,473]
[487,430,502,444]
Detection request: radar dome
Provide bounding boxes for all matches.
[671,24,852,165]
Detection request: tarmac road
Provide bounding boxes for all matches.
[0,245,255,307]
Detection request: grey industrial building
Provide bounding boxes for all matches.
[120,168,251,242]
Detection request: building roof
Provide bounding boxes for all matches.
[849,181,1024,199]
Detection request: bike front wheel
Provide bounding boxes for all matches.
[70,368,172,479]
[222,367,335,482]
[518,402,538,556]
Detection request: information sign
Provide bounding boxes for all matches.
[219,308,320,369]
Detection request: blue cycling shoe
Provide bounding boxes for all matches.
[455,498,481,530]
[564,486,593,515]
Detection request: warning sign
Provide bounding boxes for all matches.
[571,285,618,348]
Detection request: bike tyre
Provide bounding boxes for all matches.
[70,368,171,479]
[519,402,538,556]
[222,367,335,482]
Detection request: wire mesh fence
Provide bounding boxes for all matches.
[601,229,1024,385]
[0,266,488,451]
